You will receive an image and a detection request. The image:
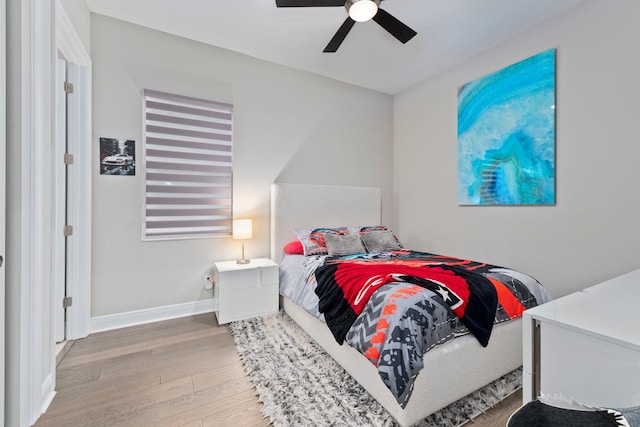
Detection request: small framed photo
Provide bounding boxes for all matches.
[99,137,136,176]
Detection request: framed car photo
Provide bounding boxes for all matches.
[99,137,136,176]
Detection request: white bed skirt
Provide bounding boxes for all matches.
[281,295,523,427]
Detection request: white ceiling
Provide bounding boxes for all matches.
[85,0,585,94]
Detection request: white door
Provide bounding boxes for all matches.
[54,56,68,343]
[55,4,93,342]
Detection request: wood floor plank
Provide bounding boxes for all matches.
[36,376,194,426]
[191,361,247,392]
[104,377,253,427]
[59,328,222,369]
[63,315,222,360]
[93,337,233,383]
[202,398,270,427]
[53,360,104,390]
[35,312,521,427]
[151,386,259,427]
[159,346,241,385]
[464,389,522,426]
[44,373,163,416]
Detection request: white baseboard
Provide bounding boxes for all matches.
[40,374,56,416]
[91,299,217,333]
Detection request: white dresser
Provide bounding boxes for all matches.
[522,268,640,408]
[212,258,279,324]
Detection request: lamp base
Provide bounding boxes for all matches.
[236,242,250,264]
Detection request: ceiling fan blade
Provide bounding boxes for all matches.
[323,17,356,52]
[372,8,417,44]
[275,0,345,7]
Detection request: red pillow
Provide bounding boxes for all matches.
[283,240,304,255]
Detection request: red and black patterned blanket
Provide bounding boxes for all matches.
[314,251,526,347]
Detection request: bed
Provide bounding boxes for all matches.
[270,183,551,427]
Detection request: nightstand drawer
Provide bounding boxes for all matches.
[213,264,278,291]
[218,284,278,324]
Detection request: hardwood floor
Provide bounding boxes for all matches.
[35,313,521,427]
[466,391,522,426]
[35,313,269,427]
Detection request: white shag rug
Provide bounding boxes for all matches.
[229,311,521,427]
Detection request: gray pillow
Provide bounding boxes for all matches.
[324,233,366,256]
[360,230,402,252]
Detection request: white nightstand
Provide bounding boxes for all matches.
[211,258,279,325]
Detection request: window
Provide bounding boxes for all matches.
[142,89,233,239]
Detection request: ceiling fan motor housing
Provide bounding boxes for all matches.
[345,0,381,22]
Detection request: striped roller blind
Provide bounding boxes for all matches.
[142,89,233,239]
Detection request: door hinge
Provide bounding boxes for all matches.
[63,225,74,237]
[64,81,74,94]
[63,296,73,308]
[64,153,74,165]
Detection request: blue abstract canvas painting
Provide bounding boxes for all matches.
[457,49,556,205]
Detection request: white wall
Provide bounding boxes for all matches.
[393,0,640,298]
[90,14,393,318]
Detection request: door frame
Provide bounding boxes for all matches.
[11,2,90,424]
[1,0,7,423]
[19,0,53,423]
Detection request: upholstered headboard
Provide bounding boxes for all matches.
[270,183,382,263]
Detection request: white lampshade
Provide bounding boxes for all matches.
[346,0,379,22]
[232,219,252,240]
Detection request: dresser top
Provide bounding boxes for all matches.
[525,268,640,350]
[214,257,277,272]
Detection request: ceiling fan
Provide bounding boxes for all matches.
[275,0,417,53]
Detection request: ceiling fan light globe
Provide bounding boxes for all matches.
[346,0,379,22]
